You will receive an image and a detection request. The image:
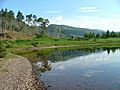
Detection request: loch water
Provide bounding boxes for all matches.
[27,48,120,90]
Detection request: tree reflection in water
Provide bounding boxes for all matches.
[19,47,120,74]
[35,55,51,73]
[39,56,51,73]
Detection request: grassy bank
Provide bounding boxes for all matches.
[0,37,120,53]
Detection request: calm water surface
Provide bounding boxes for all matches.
[28,48,120,90]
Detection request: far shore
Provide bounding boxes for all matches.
[28,43,120,51]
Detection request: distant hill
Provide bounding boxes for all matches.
[48,24,104,37]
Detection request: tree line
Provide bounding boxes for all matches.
[84,30,120,39]
[1,8,120,40]
[0,8,49,38]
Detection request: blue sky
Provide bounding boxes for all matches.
[1,0,120,31]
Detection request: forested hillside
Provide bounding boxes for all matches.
[0,8,49,39]
[48,24,104,37]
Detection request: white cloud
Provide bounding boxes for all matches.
[79,7,96,10]
[44,10,62,14]
[49,15,120,32]
[82,9,103,13]
[79,7,103,13]
[110,14,120,18]
[50,15,64,22]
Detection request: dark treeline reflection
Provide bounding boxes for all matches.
[24,47,120,73]
[103,47,120,54]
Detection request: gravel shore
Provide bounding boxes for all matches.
[0,55,47,90]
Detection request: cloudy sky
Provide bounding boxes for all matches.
[1,0,120,31]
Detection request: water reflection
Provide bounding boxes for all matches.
[19,47,120,90]
[32,53,52,73]
[38,48,120,90]
[103,47,119,54]
[82,70,104,78]
[30,47,120,74]
[35,56,51,73]
[33,48,100,73]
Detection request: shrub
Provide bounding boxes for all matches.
[0,41,7,58]
[31,41,39,47]
[5,41,13,48]
[35,33,43,38]
[54,38,59,41]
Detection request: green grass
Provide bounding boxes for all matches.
[0,53,17,61]
[1,37,120,54]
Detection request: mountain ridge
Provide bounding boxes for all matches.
[48,24,104,37]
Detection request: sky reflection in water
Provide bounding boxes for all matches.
[35,48,120,90]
